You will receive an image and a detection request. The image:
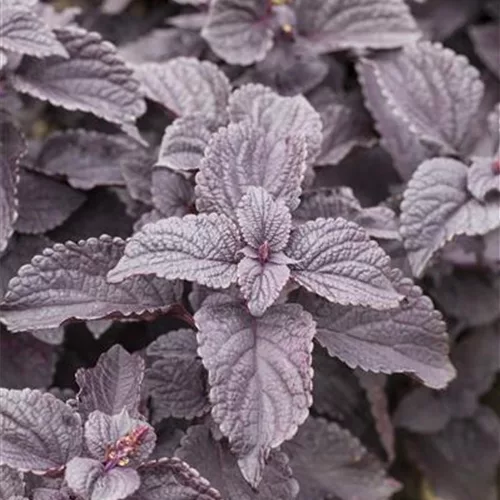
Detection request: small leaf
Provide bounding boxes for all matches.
[228,84,322,163]
[151,169,194,218]
[145,329,209,422]
[107,214,240,289]
[467,156,500,201]
[65,457,140,500]
[201,0,274,65]
[0,388,82,472]
[34,130,147,190]
[0,6,68,58]
[299,269,456,389]
[156,114,215,172]
[176,424,299,500]
[282,417,401,500]
[287,217,401,309]
[406,407,500,500]
[134,57,230,122]
[129,457,222,500]
[15,170,86,235]
[400,158,500,277]
[0,465,25,499]
[294,0,420,53]
[195,297,314,487]
[10,27,146,130]
[195,121,307,217]
[395,325,500,433]
[75,345,145,419]
[0,111,25,254]
[0,236,181,332]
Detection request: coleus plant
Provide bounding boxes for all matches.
[1,0,499,499]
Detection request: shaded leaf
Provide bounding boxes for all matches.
[195,121,307,217]
[194,297,314,486]
[151,169,194,217]
[75,345,145,419]
[108,214,240,289]
[10,27,146,130]
[294,0,420,53]
[0,235,181,332]
[299,268,456,389]
[282,417,401,500]
[400,158,500,277]
[469,21,500,79]
[176,424,299,500]
[287,217,401,309]
[146,329,209,422]
[15,170,86,234]
[0,465,25,499]
[0,388,82,472]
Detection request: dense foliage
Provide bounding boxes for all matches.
[0,0,499,499]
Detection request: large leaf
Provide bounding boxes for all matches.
[0,6,67,58]
[287,217,401,309]
[75,345,145,419]
[145,329,209,422]
[134,57,230,122]
[201,0,274,65]
[34,130,148,190]
[228,84,323,163]
[299,269,456,389]
[195,121,307,217]
[358,42,484,158]
[176,425,299,500]
[194,296,315,487]
[406,407,500,500]
[10,27,146,130]
[0,235,181,332]
[294,0,420,53]
[15,170,86,234]
[283,417,401,500]
[0,388,82,472]
[400,158,500,277]
[108,214,240,289]
[129,458,222,500]
[394,325,500,433]
[0,112,25,254]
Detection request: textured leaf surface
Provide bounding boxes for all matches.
[467,156,500,201]
[0,329,56,390]
[195,121,307,217]
[201,0,273,65]
[294,0,420,53]
[400,158,500,277]
[0,235,180,332]
[0,388,82,472]
[108,214,240,289]
[146,329,209,422]
[0,465,25,499]
[395,326,500,433]
[65,457,140,500]
[177,425,299,500]
[359,42,484,156]
[156,114,215,172]
[135,58,230,121]
[194,297,314,486]
[151,169,194,218]
[299,269,456,389]
[75,345,145,419]
[287,218,401,309]
[34,130,146,190]
[130,458,222,500]
[228,84,323,163]
[15,170,86,234]
[0,112,25,254]
[10,27,146,128]
[283,417,401,500]
[407,407,500,500]
[0,7,67,58]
